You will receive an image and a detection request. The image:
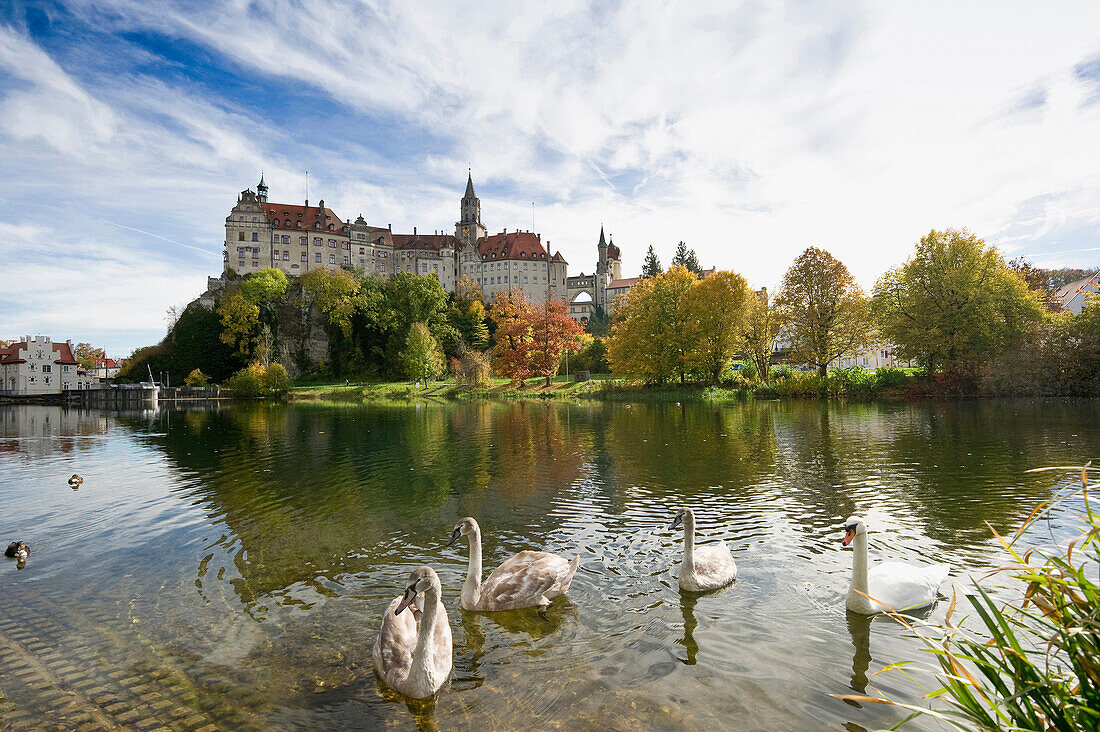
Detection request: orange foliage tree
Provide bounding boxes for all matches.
[489,292,582,386]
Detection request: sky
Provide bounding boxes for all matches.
[2,1,1100,357]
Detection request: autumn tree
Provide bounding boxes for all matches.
[529,298,583,386]
[240,267,288,304]
[873,228,1044,374]
[301,267,362,338]
[74,343,105,370]
[448,275,490,349]
[607,265,698,384]
[744,288,785,382]
[684,270,752,384]
[217,290,261,360]
[641,245,663,278]
[671,241,701,275]
[401,322,444,383]
[776,247,872,378]
[489,292,536,384]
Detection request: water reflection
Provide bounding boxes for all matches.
[0,399,1095,731]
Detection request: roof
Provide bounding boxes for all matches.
[607,277,640,290]
[0,341,24,364]
[261,202,348,233]
[464,173,476,199]
[392,233,459,252]
[477,231,552,260]
[52,342,78,365]
[607,240,620,259]
[1054,271,1100,305]
[92,357,118,369]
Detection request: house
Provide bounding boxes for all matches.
[0,336,97,395]
[1054,271,1100,314]
[91,357,121,379]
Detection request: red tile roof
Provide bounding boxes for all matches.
[0,341,25,364]
[52,342,78,365]
[392,233,459,252]
[261,202,348,233]
[92,357,118,369]
[477,231,550,260]
[607,242,620,259]
[608,277,640,290]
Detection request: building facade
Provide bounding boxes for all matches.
[0,336,96,395]
[223,174,570,302]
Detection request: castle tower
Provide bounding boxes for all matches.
[257,173,268,202]
[456,173,486,249]
[595,227,609,309]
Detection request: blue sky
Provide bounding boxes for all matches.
[2,1,1100,357]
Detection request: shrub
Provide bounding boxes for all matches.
[874,367,909,391]
[262,363,291,394]
[738,360,758,381]
[184,368,209,387]
[227,363,264,397]
[454,344,492,387]
[770,364,794,380]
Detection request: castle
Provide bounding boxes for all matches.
[224,175,633,322]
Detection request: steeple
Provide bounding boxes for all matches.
[456,172,486,248]
[257,172,268,202]
[464,171,476,199]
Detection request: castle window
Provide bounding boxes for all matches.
[238,232,245,241]
[315,253,321,263]
[273,234,279,242]
[343,256,349,265]
[285,219,291,227]
[300,237,307,245]
[314,237,322,246]
[301,254,307,262]
[252,216,258,223]
[329,254,336,264]
[283,251,290,260]
[296,221,302,228]
[328,224,334,231]
[380,264,385,272]
[252,232,258,242]
[282,236,290,244]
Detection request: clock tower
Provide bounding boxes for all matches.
[456,172,487,249]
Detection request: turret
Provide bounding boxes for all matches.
[257,173,268,202]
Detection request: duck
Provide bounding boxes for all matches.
[841,516,950,614]
[669,507,737,592]
[447,517,580,617]
[372,566,452,699]
[68,474,83,488]
[5,541,29,560]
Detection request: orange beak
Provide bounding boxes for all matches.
[842,527,856,546]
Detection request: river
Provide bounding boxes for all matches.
[0,399,1097,730]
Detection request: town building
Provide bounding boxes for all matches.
[837,345,916,369]
[90,357,121,379]
[224,174,569,303]
[1054,271,1100,314]
[0,336,97,396]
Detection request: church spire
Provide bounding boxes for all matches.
[257,171,268,202]
[464,171,476,199]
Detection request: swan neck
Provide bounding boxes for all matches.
[851,531,869,596]
[682,515,695,572]
[462,526,483,604]
[409,587,440,679]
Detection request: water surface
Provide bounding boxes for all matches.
[0,399,1097,730]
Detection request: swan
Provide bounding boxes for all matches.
[5,541,29,560]
[372,566,452,699]
[842,516,950,614]
[669,507,737,592]
[68,474,83,488]
[447,517,579,617]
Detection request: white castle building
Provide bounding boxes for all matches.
[225,174,585,306]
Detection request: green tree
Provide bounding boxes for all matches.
[607,265,697,384]
[240,267,288,304]
[401,322,444,383]
[776,247,872,378]
[744,288,785,383]
[217,290,261,360]
[301,268,361,338]
[872,229,1044,374]
[74,343,105,370]
[641,245,663,278]
[183,368,209,387]
[685,270,752,384]
[671,241,701,275]
[584,305,610,336]
[448,276,490,349]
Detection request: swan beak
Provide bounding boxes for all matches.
[842,527,855,546]
[445,528,461,547]
[395,586,417,615]
[669,515,683,531]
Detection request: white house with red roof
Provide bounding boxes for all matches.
[90,356,122,379]
[0,336,97,396]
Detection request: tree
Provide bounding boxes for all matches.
[301,268,361,338]
[641,245,663,278]
[584,305,610,336]
[217,290,261,360]
[240,267,288,304]
[74,343,105,370]
[671,241,701,275]
[184,368,209,387]
[744,288,785,382]
[607,265,698,384]
[529,298,583,386]
[386,272,456,361]
[489,292,537,384]
[684,270,752,384]
[776,247,872,378]
[449,276,490,349]
[1007,257,1060,311]
[873,229,1044,374]
[400,322,444,383]
[254,324,274,367]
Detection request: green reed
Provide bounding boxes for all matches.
[839,461,1100,731]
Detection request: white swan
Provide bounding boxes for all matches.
[372,566,452,699]
[670,507,737,592]
[447,517,580,616]
[842,516,950,614]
